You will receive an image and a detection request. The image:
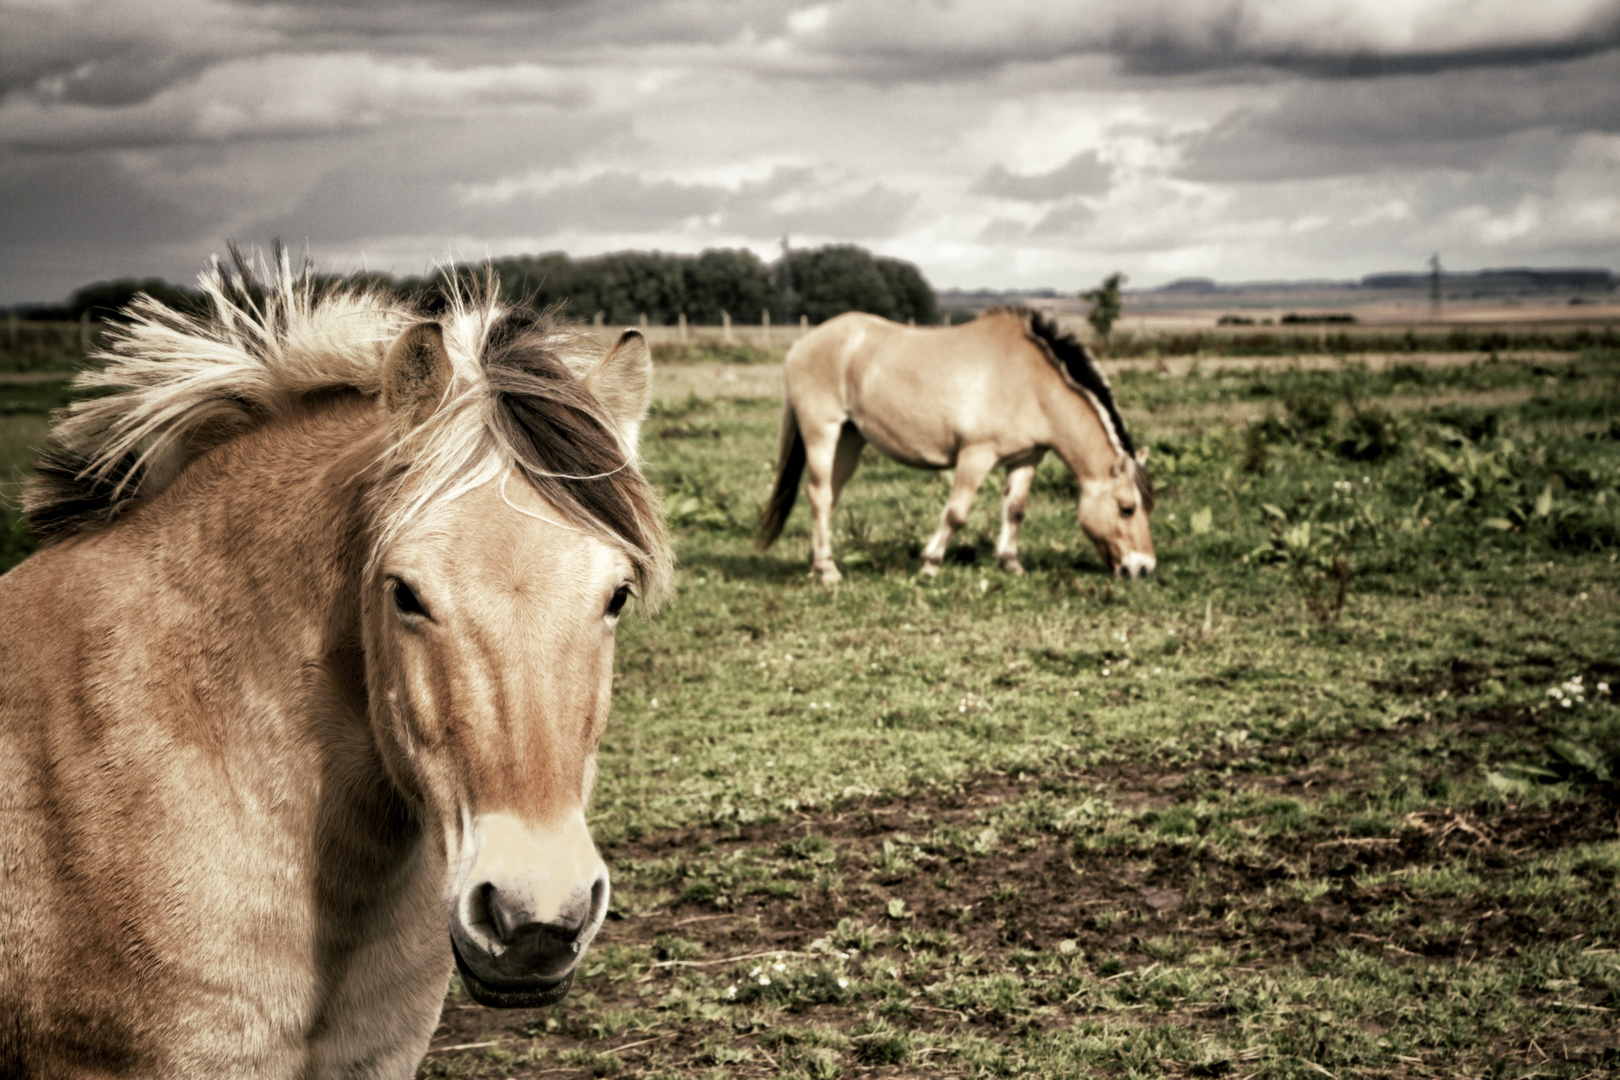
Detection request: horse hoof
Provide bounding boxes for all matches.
[814,566,843,585]
[1000,558,1025,576]
[918,559,941,579]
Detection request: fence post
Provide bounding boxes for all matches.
[593,311,605,340]
[762,309,771,347]
[908,316,915,327]
[80,311,91,356]
[678,312,688,344]
[722,310,732,345]
[799,313,809,338]
[639,313,648,333]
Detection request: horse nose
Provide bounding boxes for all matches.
[469,871,609,980]
[1119,552,1155,579]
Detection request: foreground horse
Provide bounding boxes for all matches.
[0,257,670,1077]
[757,306,1154,583]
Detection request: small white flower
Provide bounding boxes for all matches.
[784,654,793,662]
[823,702,832,709]
[671,755,679,763]
[837,977,850,988]
[1102,668,1110,676]
[1154,667,1163,675]
[726,985,737,999]
[758,975,770,985]
[750,966,762,976]
[1548,688,1563,699]
[650,698,659,708]
[1362,476,1371,484]
[773,962,786,972]
[1579,592,1589,601]
[1598,682,1610,695]
[1561,698,1574,708]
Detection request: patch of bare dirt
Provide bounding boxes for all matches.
[425,767,1619,1076]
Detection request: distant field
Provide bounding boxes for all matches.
[1,344,1617,1080]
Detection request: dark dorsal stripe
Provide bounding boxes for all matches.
[996,305,1135,456]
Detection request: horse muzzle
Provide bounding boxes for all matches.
[1114,552,1156,579]
[447,811,610,1008]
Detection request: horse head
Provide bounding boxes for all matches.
[362,318,664,1007]
[1078,445,1156,579]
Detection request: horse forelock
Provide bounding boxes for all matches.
[24,250,672,596]
[478,310,670,597]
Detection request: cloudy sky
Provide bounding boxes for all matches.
[3,0,1620,304]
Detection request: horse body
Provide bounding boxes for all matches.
[0,258,670,1078]
[758,308,1154,583]
[0,399,445,1076]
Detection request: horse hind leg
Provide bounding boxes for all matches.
[919,443,998,578]
[805,420,862,585]
[995,462,1037,575]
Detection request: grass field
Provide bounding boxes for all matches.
[1,347,1617,1079]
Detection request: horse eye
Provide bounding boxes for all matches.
[1120,504,1137,518]
[392,578,429,619]
[606,585,632,619]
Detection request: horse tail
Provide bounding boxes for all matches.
[756,400,806,551]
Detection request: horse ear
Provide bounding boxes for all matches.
[382,321,451,433]
[584,329,652,453]
[1135,446,1150,466]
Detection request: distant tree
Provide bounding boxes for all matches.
[779,245,894,323]
[684,249,773,324]
[874,257,940,324]
[778,245,937,324]
[1080,271,1127,349]
[67,278,200,322]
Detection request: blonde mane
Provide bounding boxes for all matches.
[25,249,671,594]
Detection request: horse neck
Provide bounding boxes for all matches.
[1046,386,1123,481]
[142,394,383,735]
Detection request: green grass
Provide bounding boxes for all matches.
[2,351,1618,1078]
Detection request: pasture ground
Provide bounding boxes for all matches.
[1,349,1617,1079]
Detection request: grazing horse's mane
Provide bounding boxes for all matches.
[24,248,671,592]
[993,305,1154,513]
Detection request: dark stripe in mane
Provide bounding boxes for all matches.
[482,311,663,563]
[996,305,1134,455]
[995,305,1155,514]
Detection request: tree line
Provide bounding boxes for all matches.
[17,244,940,327]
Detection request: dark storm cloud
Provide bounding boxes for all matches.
[1184,52,1620,181]
[0,152,214,245]
[6,0,1620,301]
[973,151,1112,201]
[764,1,1620,84]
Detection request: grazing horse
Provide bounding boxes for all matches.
[0,254,671,1078]
[757,306,1154,584]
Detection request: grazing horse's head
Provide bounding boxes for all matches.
[362,315,669,1008]
[1078,446,1156,579]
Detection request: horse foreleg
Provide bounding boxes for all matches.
[919,444,998,577]
[995,463,1037,575]
[804,421,853,585]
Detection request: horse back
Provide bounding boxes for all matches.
[785,311,1061,466]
